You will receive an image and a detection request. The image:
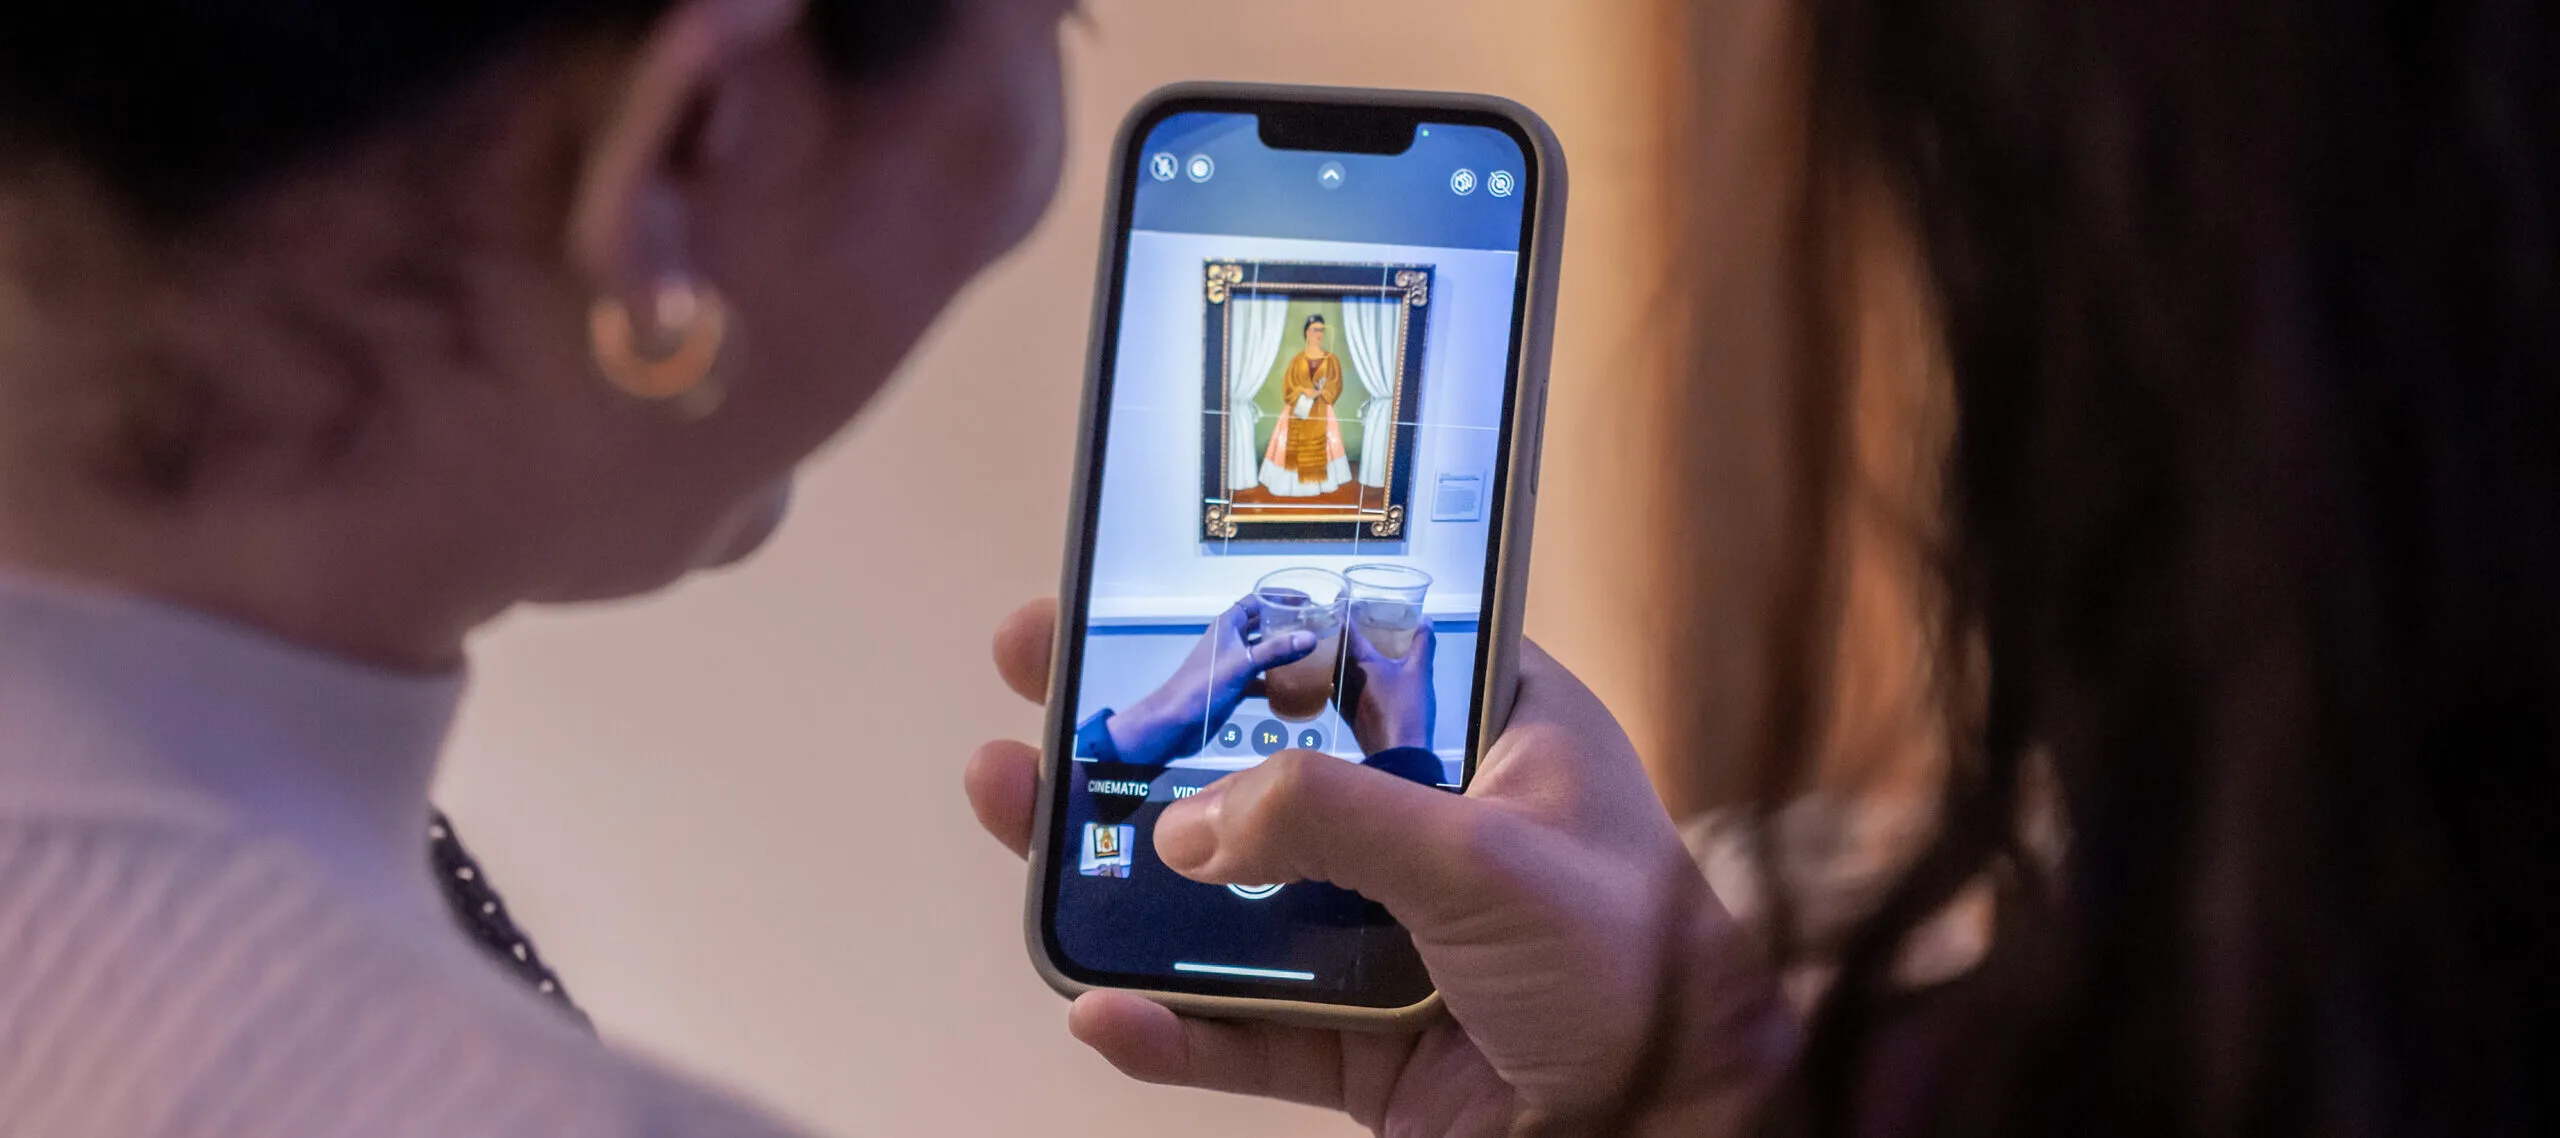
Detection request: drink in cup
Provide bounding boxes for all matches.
[1253,568,1348,722]
[1346,563,1432,659]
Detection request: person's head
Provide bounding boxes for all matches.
[1657,0,2559,1133]
[1303,313,1328,352]
[0,0,1071,664]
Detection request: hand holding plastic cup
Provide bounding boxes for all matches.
[1253,568,1348,722]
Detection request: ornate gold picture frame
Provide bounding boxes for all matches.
[1199,260,1434,543]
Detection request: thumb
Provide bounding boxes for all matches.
[1156,751,1520,937]
[1246,629,1319,671]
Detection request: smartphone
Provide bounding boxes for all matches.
[1025,83,1564,1028]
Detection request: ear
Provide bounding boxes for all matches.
[567,0,809,316]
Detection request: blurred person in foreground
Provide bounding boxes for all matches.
[0,1,1071,1134]
[967,0,2559,1134]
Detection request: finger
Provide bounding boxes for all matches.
[964,738,1041,859]
[1231,592,1269,624]
[1245,628,1319,671]
[1153,750,1531,936]
[1067,991,1376,1111]
[1349,621,1430,668]
[1212,596,1251,639]
[992,598,1057,704]
[1346,620,1383,665]
[1492,639,1634,765]
[1476,639,1680,851]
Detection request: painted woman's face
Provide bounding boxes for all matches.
[1306,322,1328,351]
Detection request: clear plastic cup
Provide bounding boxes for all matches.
[1345,563,1433,659]
[1253,568,1349,722]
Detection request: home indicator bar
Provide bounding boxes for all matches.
[1173,962,1317,982]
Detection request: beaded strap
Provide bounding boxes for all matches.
[427,810,591,1032]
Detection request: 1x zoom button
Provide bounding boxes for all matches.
[1250,719,1289,756]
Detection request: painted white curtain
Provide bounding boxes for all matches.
[1224,294,1290,492]
[1338,296,1403,487]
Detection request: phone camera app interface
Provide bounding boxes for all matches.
[1051,109,1531,1003]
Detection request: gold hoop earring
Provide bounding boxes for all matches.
[588,279,733,418]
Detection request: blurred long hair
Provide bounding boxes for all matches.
[1659,0,2560,1134]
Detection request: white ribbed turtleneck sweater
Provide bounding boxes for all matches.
[0,571,812,1137]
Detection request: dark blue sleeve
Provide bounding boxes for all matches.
[1360,746,1447,787]
[1073,708,1122,763]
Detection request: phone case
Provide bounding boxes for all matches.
[1024,81,1568,1031]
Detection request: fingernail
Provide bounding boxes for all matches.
[1288,631,1316,652]
[1155,781,1227,872]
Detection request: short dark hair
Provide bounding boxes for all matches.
[1304,314,1328,333]
[0,1,952,228]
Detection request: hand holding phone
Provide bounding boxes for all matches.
[970,604,1795,1132]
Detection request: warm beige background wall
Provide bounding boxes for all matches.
[437,3,1679,1134]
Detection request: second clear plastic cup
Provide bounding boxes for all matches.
[1345,563,1433,659]
[1253,568,1348,722]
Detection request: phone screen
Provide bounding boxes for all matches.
[1044,100,1539,1007]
